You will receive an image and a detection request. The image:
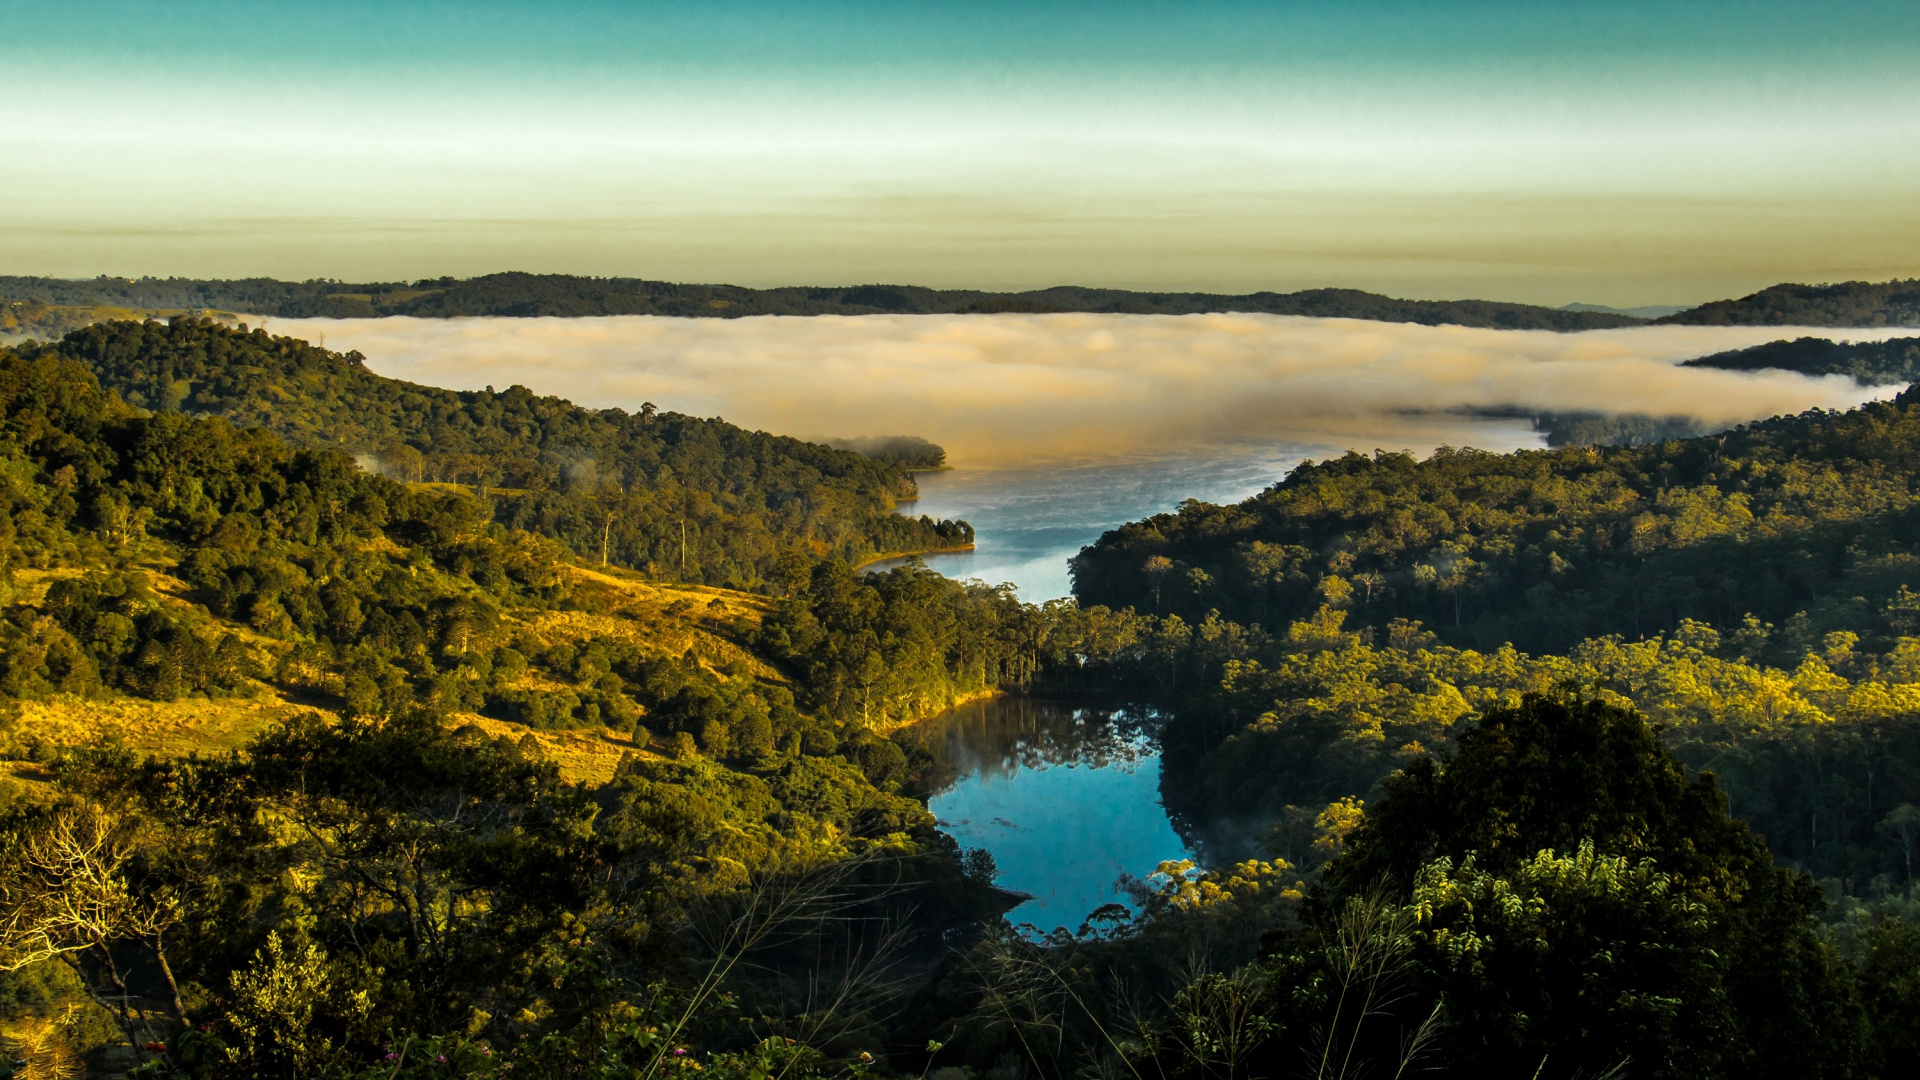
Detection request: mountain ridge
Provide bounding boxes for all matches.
[0,273,1643,330]
[12,273,1920,331]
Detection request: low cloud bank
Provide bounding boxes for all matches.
[276,314,1913,465]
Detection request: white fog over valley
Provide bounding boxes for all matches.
[284,313,1906,464]
[283,313,1909,599]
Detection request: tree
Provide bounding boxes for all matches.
[1879,803,1920,882]
[0,804,187,1051]
[1144,556,1173,613]
[1303,694,1856,1080]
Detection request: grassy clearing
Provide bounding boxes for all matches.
[5,562,783,786]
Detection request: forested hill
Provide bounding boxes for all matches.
[32,318,969,589]
[1071,386,1920,653]
[0,273,1640,329]
[1656,279,1920,326]
[1682,334,1920,384]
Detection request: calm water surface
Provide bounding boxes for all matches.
[878,424,1540,600]
[920,697,1189,930]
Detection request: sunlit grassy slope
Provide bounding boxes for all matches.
[6,557,781,789]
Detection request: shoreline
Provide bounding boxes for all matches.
[874,685,1005,736]
[852,543,976,571]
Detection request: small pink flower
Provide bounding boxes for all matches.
[386,1053,401,1061]
[437,1054,449,1063]
[673,1048,688,1056]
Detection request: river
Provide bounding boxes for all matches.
[876,424,1542,602]
[895,426,1545,928]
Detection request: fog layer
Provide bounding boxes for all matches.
[278,314,1912,465]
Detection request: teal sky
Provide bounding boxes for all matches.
[4,0,1918,305]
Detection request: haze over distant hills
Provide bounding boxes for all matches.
[1559,302,1689,319]
[5,274,1920,336]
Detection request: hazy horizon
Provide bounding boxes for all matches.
[5,1,1918,306]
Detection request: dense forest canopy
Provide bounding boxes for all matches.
[1684,335,1920,384]
[29,318,967,591]
[823,436,947,470]
[0,274,1641,329]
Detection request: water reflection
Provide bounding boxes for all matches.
[917,696,1193,930]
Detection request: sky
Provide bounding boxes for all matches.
[5,0,1919,305]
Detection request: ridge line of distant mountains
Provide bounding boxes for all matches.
[3,273,1917,332]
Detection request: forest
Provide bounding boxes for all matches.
[1072,384,1920,655]
[822,437,948,470]
[2,319,1920,1077]
[0,332,1054,1077]
[36,318,966,592]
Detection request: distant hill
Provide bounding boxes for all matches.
[1679,335,1920,384]
[1656,279,1920,327]
[24,273,1920,331]
[0,273,1641,330]
[1559,302,1687,318]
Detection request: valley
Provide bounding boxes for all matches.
[3,297,1920,1078]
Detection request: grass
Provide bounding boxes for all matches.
[3,558,788,789]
